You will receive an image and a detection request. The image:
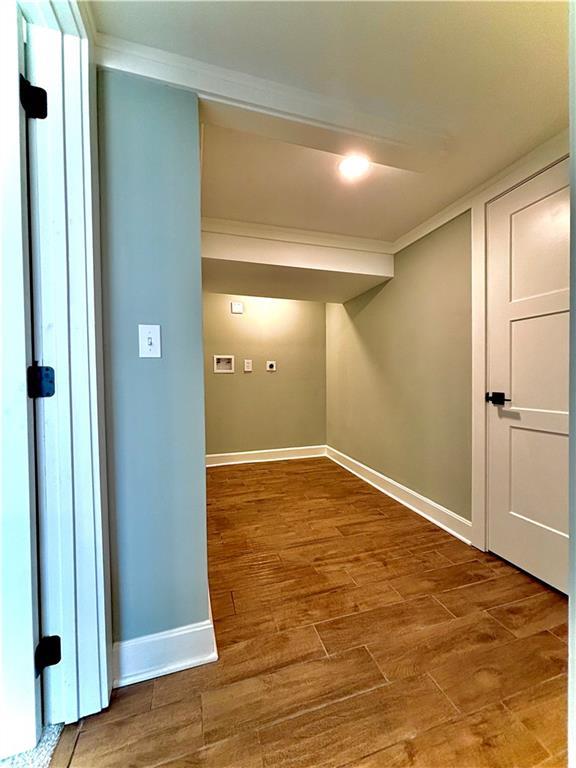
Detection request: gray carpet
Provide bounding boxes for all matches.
[0,726,63,768]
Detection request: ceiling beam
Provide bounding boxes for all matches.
[201,228,393,303]
[94,33,449,172]
[201,218,394,255]
[202,231,393,276]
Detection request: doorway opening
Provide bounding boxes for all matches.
[196,100,570,765]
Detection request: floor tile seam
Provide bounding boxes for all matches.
[271,595,409,634]
[427,640,566,721]
[434,575,547,604]
[497,701,555,760]
[247,679,392,739]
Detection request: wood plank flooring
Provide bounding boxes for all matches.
[61,458,568,767]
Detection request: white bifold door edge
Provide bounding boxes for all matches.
[0,4,42,757]
[5,1,112,747]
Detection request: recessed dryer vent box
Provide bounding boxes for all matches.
[213,355,235,373]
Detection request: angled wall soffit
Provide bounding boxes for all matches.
[94,33,450,172]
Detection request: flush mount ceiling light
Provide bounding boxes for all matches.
[338,153,371,182]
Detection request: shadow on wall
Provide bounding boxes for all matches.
[344,282,387,319]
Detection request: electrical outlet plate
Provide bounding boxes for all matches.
[231,301,244,314]
[266,360,277,372]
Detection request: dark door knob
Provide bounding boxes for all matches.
[485,392,511,406]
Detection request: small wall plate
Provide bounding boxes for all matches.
[138,324,161,358]
[266,360,277,372]
[214,355,235,373]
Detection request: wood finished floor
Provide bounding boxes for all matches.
[59,458,568,768]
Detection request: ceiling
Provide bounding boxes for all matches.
[91,1,568,241]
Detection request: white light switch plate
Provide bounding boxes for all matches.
[138,324,161,358]
[244,359,253,372]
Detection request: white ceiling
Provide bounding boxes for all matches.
[91,1,568,241]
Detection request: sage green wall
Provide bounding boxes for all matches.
[203,293,326,453]
[99,70,209,642]
[326,212,472,520]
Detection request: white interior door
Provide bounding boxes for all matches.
[0,4,42,757]
[487,158,570,593]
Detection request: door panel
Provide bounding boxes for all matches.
[511,311,569,411]
[510,427,569,535]
[487,159,570,593]
[511,186,570,301]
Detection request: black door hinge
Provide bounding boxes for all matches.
[20,74,47,119]
[27,362,55,398]
[35,636,61,676]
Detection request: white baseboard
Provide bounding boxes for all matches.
[325,445,472,544]
[113,619,218,688]
[206,445,327,467]
[205,442,471,543]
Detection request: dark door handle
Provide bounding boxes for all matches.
[485,392,511,406]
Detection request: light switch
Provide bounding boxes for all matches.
[138,324,161,358]
[244,359,253,372]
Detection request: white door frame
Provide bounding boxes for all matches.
[0,4,42,757]
[3,0,111,741]
[22,0,112,725]
[568,9,576,762]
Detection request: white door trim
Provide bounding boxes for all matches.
[0,5,42,757]
[20,0,111,726]
[568,8,576,759]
